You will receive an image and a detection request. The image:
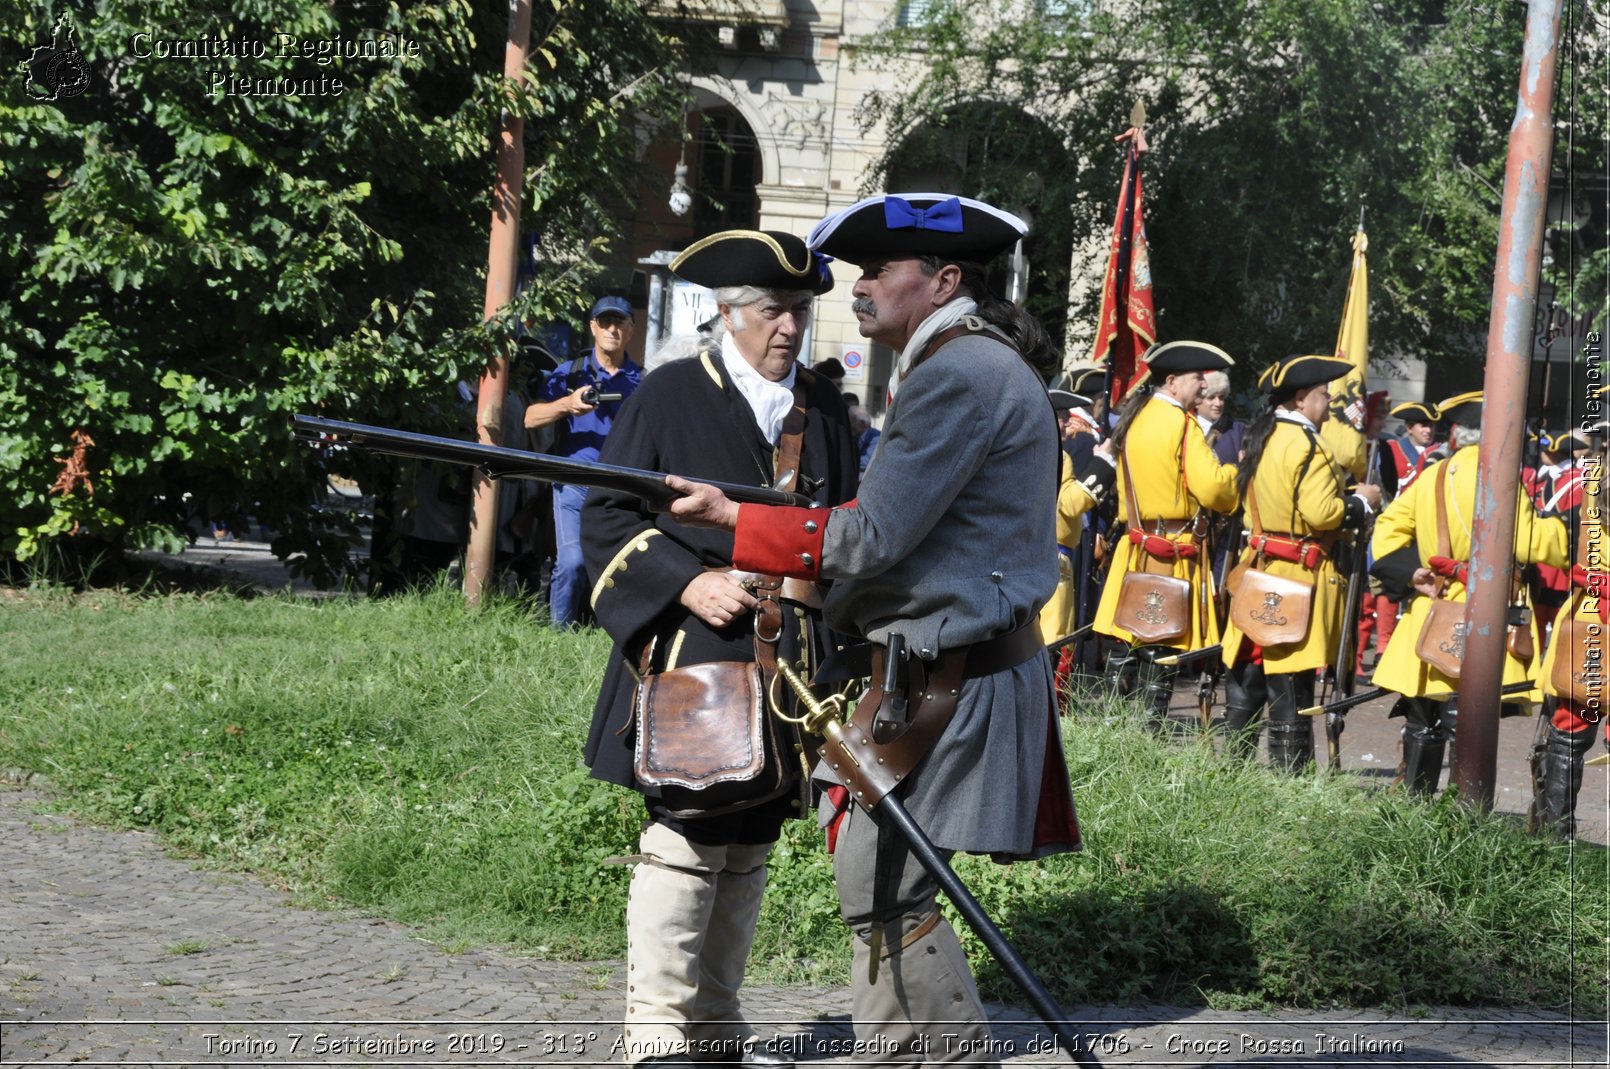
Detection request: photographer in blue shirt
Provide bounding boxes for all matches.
[525,295,642,626]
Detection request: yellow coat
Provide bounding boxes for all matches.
[1094,395,1239,649]
[1541,484,1606,704]
[1038,451,1103,643]
[1222,418,1357,674]
[1370,445,1568,700]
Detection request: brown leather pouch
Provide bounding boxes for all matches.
[1230,567,1313,648]
[633,659,794,818]
[1549,616,1604,706]
[1114,570,1191,643]
[1416,597,1467,679]
[1415,465,1466,680]
[1506,613,1534,663]
[1113,452,1191,643]
[1228,484,1314,648]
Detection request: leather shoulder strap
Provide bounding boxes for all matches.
[911,315,999,371]
[1431,460,1452,598]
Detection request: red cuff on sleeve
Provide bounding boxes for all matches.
[732,503,830,580]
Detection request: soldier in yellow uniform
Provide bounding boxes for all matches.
[1219,356,1382,770]
[1039,387,1116,644]
[1369,391,1569,795]
[1534,420,1607,833]
[1094,341,1239,732]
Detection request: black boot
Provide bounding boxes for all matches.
[1102,640,1139,698]
[1535,726,1595,834]
[1221,660,1267,760]
[1401,699,1448,796]
[1137,647,1180,736]
[1265,673,1316,773]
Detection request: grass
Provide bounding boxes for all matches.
[1,583,1605,1011]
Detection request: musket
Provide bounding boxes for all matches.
[1325,437,1382,769]
[1046,622,1097,656]
[772,662,1101,1068]
[293,414,816,509]
[1299,680,1536,718]
[1151,644,1222,668]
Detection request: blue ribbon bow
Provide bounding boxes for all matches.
[883,195,964,233]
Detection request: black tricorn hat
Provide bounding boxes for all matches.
[1259,354,1353,394]
[1145,340,1235,377]
[807,193,1028,266]
[1048,388,1092,413]
[1057,361,1107,397]
[670,230,833,294]
[1437,390,1483,428]
[1390,400,1440,425]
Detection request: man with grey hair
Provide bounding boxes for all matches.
[580,230,856,1069]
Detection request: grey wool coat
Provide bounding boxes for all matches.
[816,323,1070,858]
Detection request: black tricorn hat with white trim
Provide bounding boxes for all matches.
[807,193,1028,265]
[1259,354,1353,394]
[670,230,834,295]
[1145,340,1235,377]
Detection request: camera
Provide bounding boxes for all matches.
[581,385,624,407]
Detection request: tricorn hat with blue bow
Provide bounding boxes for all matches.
[807,192,1028,265]
[671,229,834,295]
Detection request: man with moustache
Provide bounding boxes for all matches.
[665,193,1082,1067]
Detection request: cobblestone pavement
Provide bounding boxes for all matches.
[2,786,1605,1068]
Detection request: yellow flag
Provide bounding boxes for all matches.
[1322,229,1369,479]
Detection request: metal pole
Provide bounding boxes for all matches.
[464,0,533,605]
[1455,0,1563,808]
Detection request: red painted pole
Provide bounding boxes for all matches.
[1455,0,1564,808]
[464,0,533,605]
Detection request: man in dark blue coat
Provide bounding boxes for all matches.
[581,232,855,1068]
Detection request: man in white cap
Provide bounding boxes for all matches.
[666,193,1082,1065]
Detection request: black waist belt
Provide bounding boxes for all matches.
[960,622,1044,678]
[812,623,1043,686]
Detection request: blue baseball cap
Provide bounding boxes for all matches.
[588,296,632,320]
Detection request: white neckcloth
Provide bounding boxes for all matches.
[720,331,796,445]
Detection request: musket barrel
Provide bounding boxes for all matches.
[293,414,816,509]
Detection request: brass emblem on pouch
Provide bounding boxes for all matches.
[1438,621,1468,659]
[1136,590,1168,626]
[1249,591,1288,627]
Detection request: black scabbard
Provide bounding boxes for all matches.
[869,794,1102,1068]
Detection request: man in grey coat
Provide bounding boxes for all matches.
[668,193,1081,1066]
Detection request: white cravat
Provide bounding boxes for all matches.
[720,332,796,445]
[888,297,978,401]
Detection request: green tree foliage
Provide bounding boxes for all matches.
[855,0,1603,381]
[1,0,687,582]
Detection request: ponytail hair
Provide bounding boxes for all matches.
[919,255,1054,376]
[1235,388,1301,499]
[1235,405,1280,501]
[1110,384,1153,453]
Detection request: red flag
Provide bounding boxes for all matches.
[1089,131,1158,406]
